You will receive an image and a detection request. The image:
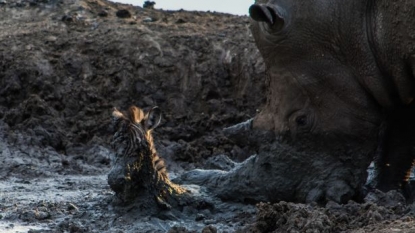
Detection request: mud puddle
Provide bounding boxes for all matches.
[0,173,255,232]
[0,222,49,233]
[0,175,111,232]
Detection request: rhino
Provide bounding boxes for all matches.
[177,0,415,204]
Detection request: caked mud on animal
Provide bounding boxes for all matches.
[108,105,186,209]
[178,0,415,204]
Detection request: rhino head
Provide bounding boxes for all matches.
[248,0,386,202]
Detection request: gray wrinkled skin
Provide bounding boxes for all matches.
[178,0,415,203]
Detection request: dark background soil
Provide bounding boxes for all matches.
[1,0,415,232]
[0,0,265,178]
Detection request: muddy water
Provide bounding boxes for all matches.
[0,175,110,232]
[0,171,255,232]
[0,223,48,233]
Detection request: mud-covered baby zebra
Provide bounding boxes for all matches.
[108,105,184,204]
[110,106,167,177]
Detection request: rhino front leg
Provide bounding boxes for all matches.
[373,106,415,195]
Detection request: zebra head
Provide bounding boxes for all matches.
[110,106,161,157]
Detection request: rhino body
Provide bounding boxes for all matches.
[178,0,415,203]
[248,0,415,202]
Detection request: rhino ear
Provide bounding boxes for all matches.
[145,107,162,131]
[249,4,285,31]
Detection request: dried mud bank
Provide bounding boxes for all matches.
[1,0,415,232]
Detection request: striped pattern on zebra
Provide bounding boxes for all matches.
[111,105,167,184]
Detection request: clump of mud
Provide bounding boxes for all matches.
[245,190,415,232]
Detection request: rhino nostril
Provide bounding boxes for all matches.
[326,181,354,204]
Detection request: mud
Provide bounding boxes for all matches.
[242,190,415,233]
[1,0,415,232]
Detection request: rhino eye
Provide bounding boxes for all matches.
[289,111,314,134]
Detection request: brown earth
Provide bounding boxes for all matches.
[0,0,415,232]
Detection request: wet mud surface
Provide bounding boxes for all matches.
[1,0,415,232]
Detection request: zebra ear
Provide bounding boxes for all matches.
[129,106,145,123]
[112,107,124,119]
[145,106,162,130]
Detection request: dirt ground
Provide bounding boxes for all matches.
[1,0,415,232]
